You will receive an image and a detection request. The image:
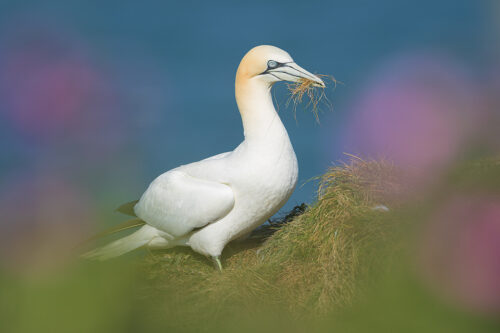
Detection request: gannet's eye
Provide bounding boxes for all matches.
[267,60,278,69]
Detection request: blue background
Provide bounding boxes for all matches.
[0,0,493,218]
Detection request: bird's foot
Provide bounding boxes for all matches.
[212,255,223,271]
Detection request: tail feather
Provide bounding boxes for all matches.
[84,218,146,245]
[115,200,139,217]
[82,225,158,261]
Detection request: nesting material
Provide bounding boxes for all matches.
[286,74,337,122]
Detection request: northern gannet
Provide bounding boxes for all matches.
[84,45,325,269]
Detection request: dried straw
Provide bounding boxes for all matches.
[286,74,337,123]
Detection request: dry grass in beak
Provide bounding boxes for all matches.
[286,74,337,123]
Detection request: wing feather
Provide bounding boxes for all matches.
[134,170,234,237]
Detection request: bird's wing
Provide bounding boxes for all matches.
[134,170,234,237]
[116,153,232,218]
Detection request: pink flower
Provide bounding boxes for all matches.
[420,194,500,315]
[339,53,483,191]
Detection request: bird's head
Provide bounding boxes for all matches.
[236,45,325,88]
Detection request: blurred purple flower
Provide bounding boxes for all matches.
[419,194,500,315]
[0,172,94,274]
[0,20,150,188]
[484,65,500,153]
[339,54,483,190]
[0,28,104,138]
[0,19,174,170]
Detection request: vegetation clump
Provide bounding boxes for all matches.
[141,159,400,328]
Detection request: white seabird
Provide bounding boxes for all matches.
[84,45,325,269]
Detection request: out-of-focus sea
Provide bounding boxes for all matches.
[0,0,496,227]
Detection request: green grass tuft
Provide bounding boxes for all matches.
[140,158,401,328]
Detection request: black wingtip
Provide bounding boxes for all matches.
[115,200,139,217]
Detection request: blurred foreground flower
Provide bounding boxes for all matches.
[0,172,93,275]
[340,54,483,195]
[0,28,104,139]
[419,193,500,315]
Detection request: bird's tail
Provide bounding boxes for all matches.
[81,224,160,261]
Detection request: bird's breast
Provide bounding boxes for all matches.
[230,140,298,214]
[187,136,298,256]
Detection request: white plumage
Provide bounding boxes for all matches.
[84,45,325,269]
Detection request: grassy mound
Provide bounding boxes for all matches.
[4,158,499,333]
[141,159,401,328]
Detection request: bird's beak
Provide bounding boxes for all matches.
[269,62,325,88]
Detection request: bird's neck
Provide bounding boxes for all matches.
[235,77,287,142]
